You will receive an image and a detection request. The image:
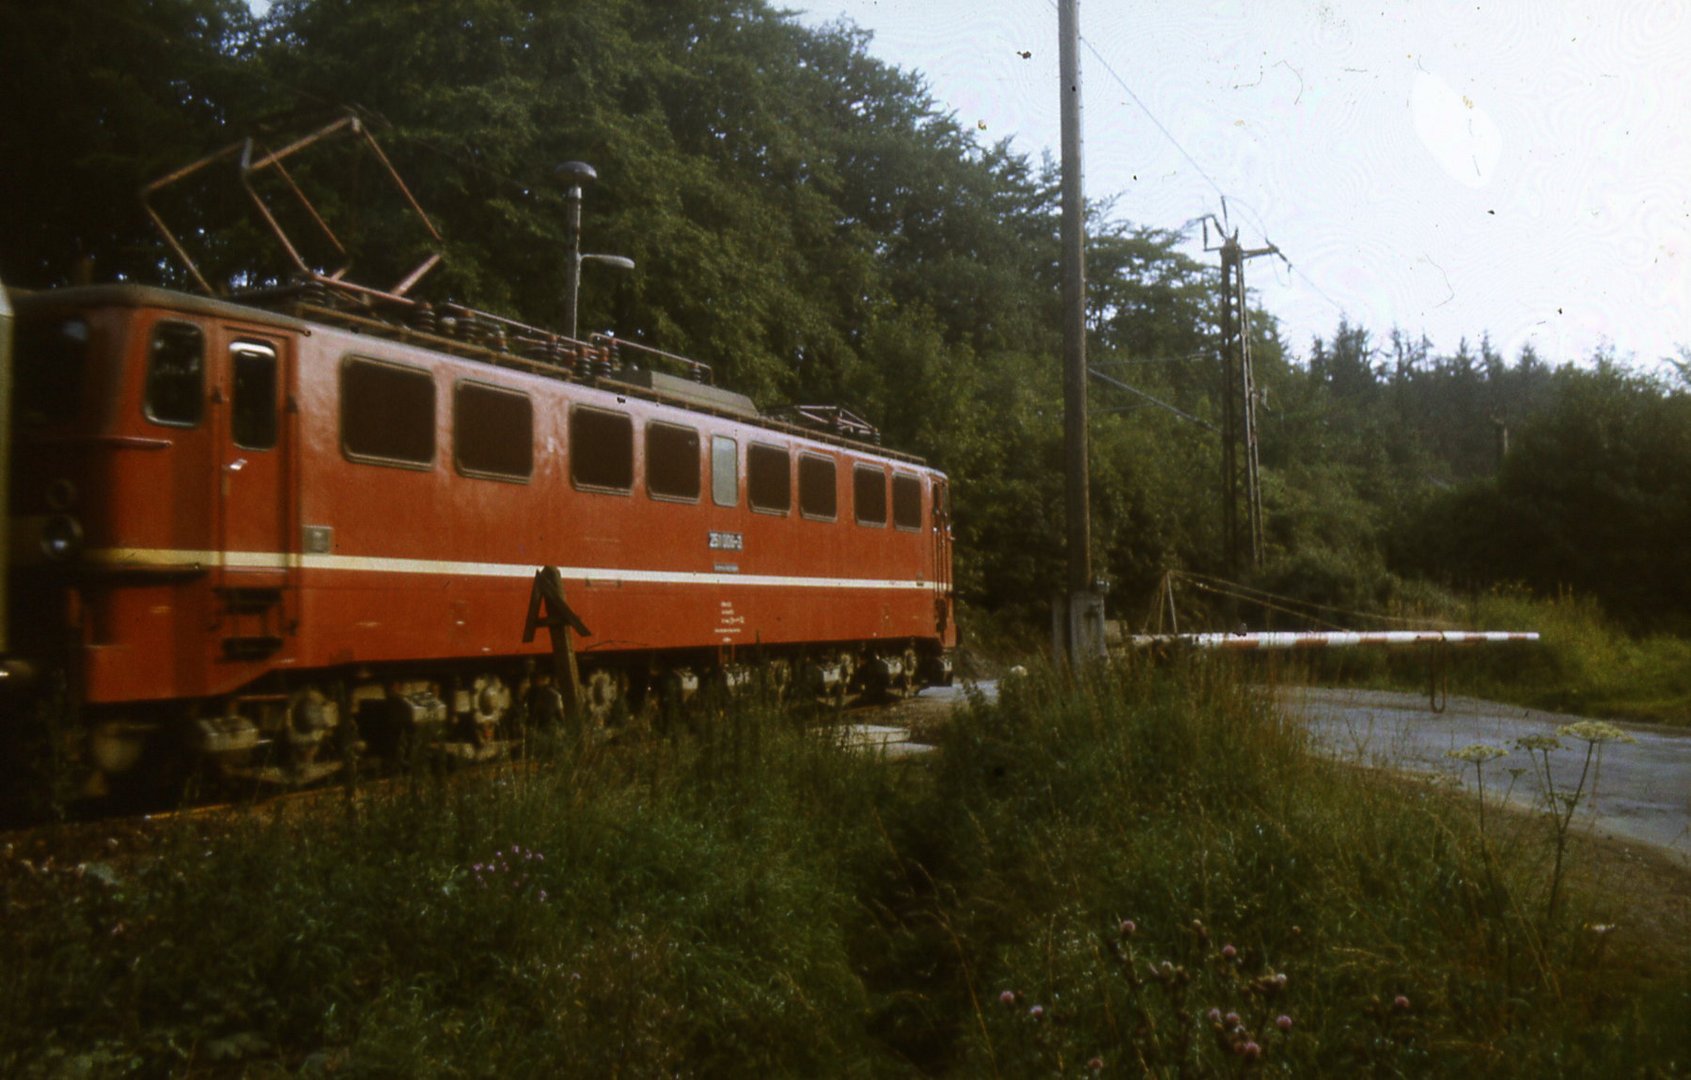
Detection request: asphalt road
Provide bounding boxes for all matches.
[1279,686,1691,861]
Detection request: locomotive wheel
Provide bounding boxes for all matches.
[622,670,660,735]
[582,669,624,730]
[835,650,861,707]
[523,679,567,730]
[764,658,793,706]
[284,687,335,764]
[469,675,513,742]
[90,718,151,776]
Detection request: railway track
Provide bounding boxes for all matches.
[1,685,968,848]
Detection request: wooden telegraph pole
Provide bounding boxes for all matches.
[1057,0,1106,661]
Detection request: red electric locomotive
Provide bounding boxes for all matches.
[1,281,957,795]
[0,123,955,800]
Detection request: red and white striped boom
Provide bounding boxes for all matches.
[1130,631,1540,650]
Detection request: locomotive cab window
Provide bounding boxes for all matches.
[646,422,701,501]
[144,321,205,427]
[712,435,739,507]
[455,381,533,481]
[341,356,436,468]
[747,443,790,514]
[570,406,633,492]
[854,465,887,527]
[230,342,278,450]
[892,474,922,531]
[799,454,837,521]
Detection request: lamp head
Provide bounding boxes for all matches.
[556,160,598,188]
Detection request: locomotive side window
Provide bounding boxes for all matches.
[892,474,922,531]
[570,406,633,492]
[341,356,436,468]
[712,436,738,507]
[144,321,205,427]
[747,443,790,514]
[15,316,89,426]
[646,422,701,501]
[854,464,887,527]
[455,381,533,481]
[230,343,278,451]
[799,454,837,521]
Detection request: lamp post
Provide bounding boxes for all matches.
[557,160,635,340]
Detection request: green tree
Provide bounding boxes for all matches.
[1402,359,1691,629]
[0,0,260,286]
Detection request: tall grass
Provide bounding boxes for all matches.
[1275,590,1691,726]
[2,664,1685,1075]
[924,658,1689,1075]
[2,705,910,1075]
[1459,591,1691,723]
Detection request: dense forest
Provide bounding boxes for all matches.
[4,0,1688,632]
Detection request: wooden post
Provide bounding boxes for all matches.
[522,566,590,728]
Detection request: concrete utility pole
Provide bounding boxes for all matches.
[1056,0,1107,662]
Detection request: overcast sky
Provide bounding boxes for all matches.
[794,0,1690,370]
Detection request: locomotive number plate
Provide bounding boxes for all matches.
[708,531,744,551]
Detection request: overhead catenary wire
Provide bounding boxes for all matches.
[1043,0,1349,322]
[1063,15,1229,207]
[1088,367,1216,431]
[1171,570,1444,630]
[1099,357,1208,366]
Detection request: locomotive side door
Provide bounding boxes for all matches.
[213,330,294,660]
